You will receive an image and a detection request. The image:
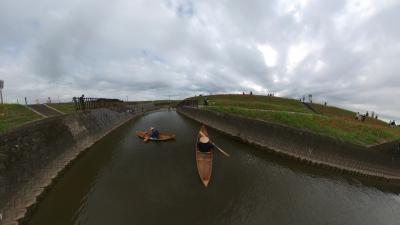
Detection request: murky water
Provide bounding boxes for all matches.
[27,110,400,225]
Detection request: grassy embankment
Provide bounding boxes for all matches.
[195,94,400,146]
[0,100,177,133]
[0,104,43,133]
[48,100,179,114]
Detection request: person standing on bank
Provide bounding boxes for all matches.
[204,96,209,106]
[79,94,85,110]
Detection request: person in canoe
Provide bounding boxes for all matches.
[147,127,160,140]
[198,131,214,152]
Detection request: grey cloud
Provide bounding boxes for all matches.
[0,0,399,120]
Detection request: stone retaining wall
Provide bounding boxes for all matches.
[177,107,400,182]
[0,108,148,225]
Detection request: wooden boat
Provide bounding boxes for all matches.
[136,131,176,141]
[196,125,213,187]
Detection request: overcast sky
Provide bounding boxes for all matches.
[0,0,399,120]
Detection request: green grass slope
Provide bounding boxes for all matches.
[193,94,400,146]
[0,104,43,133]
[48,103,76,114]
[310,103,389,127]
[205,94,313,113]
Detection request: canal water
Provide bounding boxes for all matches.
[27,110,400,225]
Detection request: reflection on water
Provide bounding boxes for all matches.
[27,110,400,225]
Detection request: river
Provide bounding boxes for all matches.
[27,110,400,225]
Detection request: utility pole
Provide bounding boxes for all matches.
[0,80,3,104]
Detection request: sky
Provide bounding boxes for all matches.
[0,0,399,121]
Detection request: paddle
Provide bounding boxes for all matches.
[210,141,230,157]
[199,130,230,157]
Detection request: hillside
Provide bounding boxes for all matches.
[0,104,43,133]
[194,94,400,146]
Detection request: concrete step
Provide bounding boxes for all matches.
[302,102,319,114]
[26,104,63,117]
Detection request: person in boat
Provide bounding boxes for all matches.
[147,127,160,139]
[198,132,214,153]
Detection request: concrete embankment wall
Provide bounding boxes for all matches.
[0,108,149,225]
[369,140,400,157]
[177,107,400,182]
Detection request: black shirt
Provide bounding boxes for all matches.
[198,142,214,153]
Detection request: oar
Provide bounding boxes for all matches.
[210,141,230,157]
[199,130,230,157]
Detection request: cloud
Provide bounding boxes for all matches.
[257,44,278,67]
[0,0,399,121]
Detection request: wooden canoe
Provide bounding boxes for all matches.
[136,131,176,141]
[196,125,213,187]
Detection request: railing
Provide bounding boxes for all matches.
[177,99,198,108]
[72,97,124,111]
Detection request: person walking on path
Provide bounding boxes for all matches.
[79,94,85,110]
